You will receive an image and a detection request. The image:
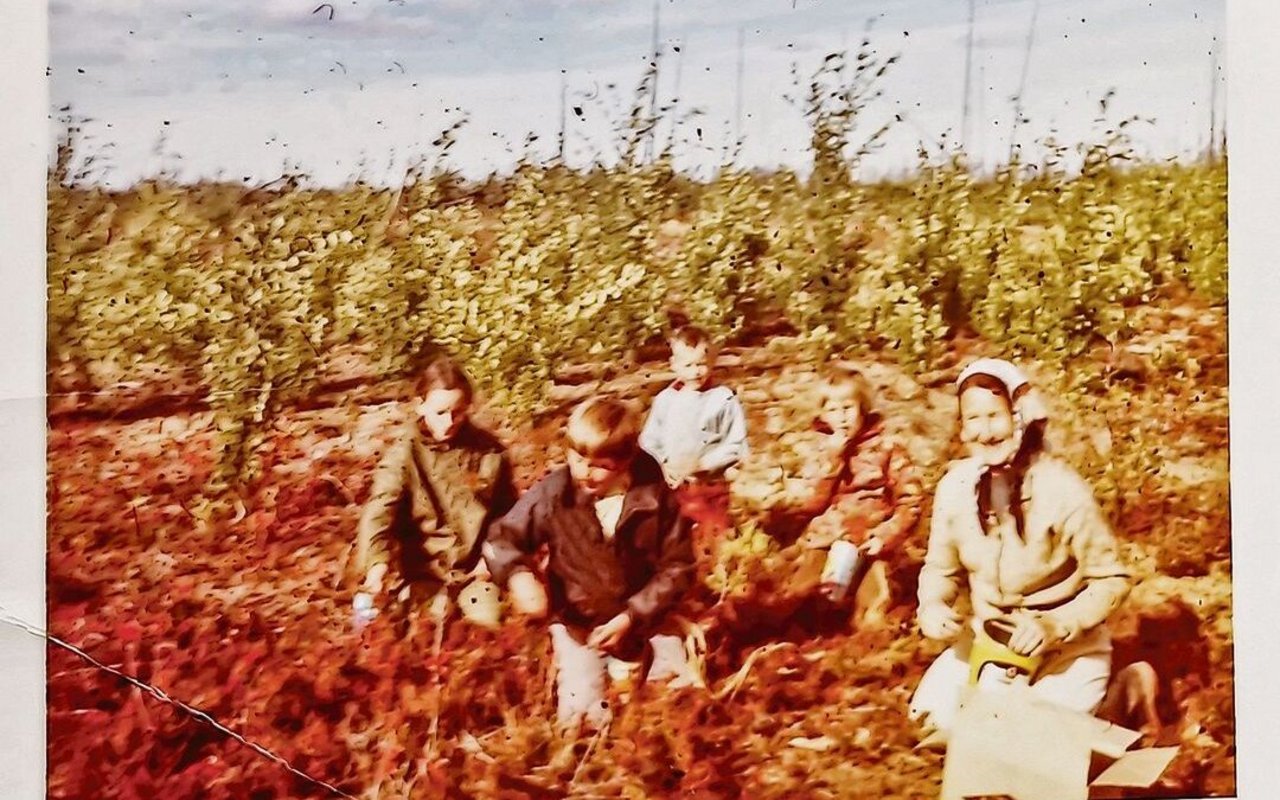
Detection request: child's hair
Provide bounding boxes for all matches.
[664,304,692,331]
[826,365,876,416]
[668,324,713,353]
[415,356,474,403]
[565,396,640,460]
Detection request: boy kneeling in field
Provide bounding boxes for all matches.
[351,357,516,630]
[482,396,697,736]
[723,368,923,634]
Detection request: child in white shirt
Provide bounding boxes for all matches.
[639,325,748,566]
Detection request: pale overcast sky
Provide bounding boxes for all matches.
[50,0,1224,186]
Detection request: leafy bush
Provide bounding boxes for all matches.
[48,57,1226,488]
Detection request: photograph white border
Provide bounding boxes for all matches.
[1224,0,1280,797]
[0,0,49,798]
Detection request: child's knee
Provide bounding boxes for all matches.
[853,559,893,625]
[557,683,607,729]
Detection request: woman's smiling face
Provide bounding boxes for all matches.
[958,385,1020,466]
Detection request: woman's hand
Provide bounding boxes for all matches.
[587,611,633,653]
[918,602,963,641]
[1006,613,1062,657]
[507,570,549,618]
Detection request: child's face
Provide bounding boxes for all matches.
[958,386,1020,466]
[670,341,712,388]
[819,382,864,435]
[416,388,469,441]
[567,448,631,497]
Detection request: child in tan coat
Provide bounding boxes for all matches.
[351,357,516,627]
[796,368,924,605]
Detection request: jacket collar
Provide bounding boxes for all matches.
[670,377,716,393]
[978,458,1038,502]
[416,419,493,453]
[561,454,665,530]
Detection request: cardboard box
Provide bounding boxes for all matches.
[940,686,1178,800]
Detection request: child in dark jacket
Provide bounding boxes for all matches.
[483,396,696,735]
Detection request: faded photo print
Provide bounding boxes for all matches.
[47,1,1229,797]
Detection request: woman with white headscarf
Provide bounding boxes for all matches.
[909,358,1132,736]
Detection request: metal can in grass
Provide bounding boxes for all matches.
[351,592,379,631]
[820,540,862,602]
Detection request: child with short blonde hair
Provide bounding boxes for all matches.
[638,325,748,566]
[802,368,922,556]
[719,367,923,636]
[801,367,923,615]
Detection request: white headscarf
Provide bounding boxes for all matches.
[956,357,1050,431]
[957,357,1029,396]
[952,358,1049,471]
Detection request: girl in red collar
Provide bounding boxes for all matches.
[794,367,924,617]
[720,367,924,637]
